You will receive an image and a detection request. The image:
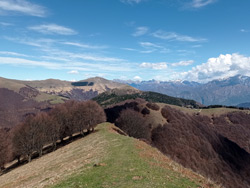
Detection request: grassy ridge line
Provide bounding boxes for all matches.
[52,123,216,188]
[0,123,217,188]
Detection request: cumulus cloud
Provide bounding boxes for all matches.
[28,24,77,35]
[172,60,194,66]
[68,70,79,74]
[152,30,206,42]
[140,62,168,70]
[182,53,250,82]
[0,0,47,17]
[132,27,149,37]
[190,0,216,8]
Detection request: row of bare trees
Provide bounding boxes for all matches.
[0,100,106,172]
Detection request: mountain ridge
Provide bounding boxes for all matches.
[117,75,250,106]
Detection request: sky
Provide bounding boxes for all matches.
[0,0,250,82]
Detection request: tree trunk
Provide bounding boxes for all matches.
[17,156,21,164]
[28,155,31,163]
[39,149,43,157]
[53,142,57,151]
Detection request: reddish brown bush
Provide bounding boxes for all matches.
[146,102,160,111]
[141,107,150,115]
[115,109,151,140]
[83,100,106,132]
[151,107,250,188]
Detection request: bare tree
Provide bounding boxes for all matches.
[71,102,88,135]
[115,109,150,140]
[83,101,106,133]
[12,116,35,162]
[0,129,9,172]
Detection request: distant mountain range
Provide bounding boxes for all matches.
[116,75,250,107]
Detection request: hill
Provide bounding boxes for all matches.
[21,77,127,101]
[121,75,250,106]
[104,100,250,188]
[0,77,66,128]
[93,88,201,108]
[0,123,216,188]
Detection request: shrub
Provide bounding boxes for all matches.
[141,107,150,115]
[146,102,160,111]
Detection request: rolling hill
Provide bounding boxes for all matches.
[0,123,217,188]
[104,99,250,188]
[20,77,127,101]
[0,77,66,128]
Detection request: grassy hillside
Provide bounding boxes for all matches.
[0,123,216,188]
[93,90,200,108]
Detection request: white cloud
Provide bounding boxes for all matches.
[172,60,194,66]
[121,47,138,51]
[0,51,28,57]
[5,37,55,47]
[121,0,144,5]
[0,22,13,26]
[139,42,161,48]
[0,0,46,17]
[139,42,170,54]
[140,62,168,70]
[68,70,79,74]
[182,53,250,82]
[63,42,107,49]
[0,56,132,72]
[133,76,142,81]
[152,30,206,42]
[0,56,61,69]
[190,0,216,8]
[132,27,149,37]
[28,24,77,35]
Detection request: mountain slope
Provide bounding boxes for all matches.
[93,88,201,108]
[0,123,217,188]
[104,100,250,188]
[21,77,128,101]
[124,75,250,106]
[0,77,66,128]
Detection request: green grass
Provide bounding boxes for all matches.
[51,123,200,188]
[34,93,66,104]
[93,91,199,108]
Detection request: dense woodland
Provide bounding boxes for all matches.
[0,100,106,173]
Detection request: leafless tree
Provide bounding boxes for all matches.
[83,101,106,133]
[115,109,150,140]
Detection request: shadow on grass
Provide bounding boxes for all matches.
[1,130,99,176]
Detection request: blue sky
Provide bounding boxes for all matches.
[0,0,250,82]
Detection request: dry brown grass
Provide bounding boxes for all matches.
[0,129,107,188]
[157,103,249,117]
